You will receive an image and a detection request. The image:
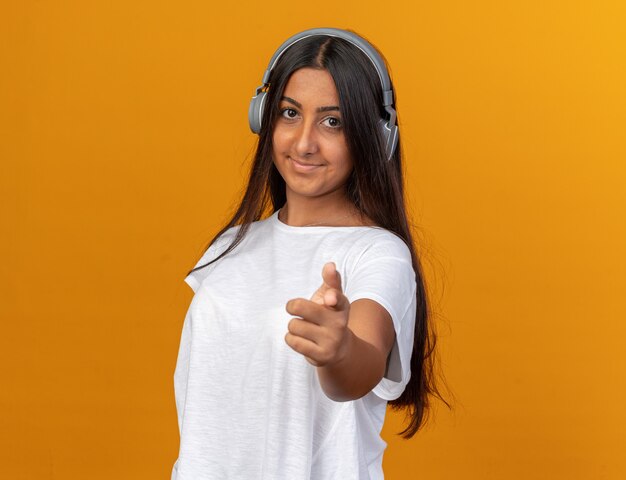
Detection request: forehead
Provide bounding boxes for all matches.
[282,68,339,104]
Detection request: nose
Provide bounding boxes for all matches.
[293,118,319,158]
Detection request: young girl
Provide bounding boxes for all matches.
[171,27,446,479]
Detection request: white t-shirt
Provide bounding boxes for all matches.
[172,209,417,480]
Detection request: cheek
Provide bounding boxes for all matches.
[330,143,352,172]
[272,126,290,153]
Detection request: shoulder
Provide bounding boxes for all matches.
[210,217,274,258]
[191,224,241,267]
[352,228,413,264]
[342,229,416,296]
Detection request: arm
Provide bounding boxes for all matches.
[284,262,396,402]
[316,298,396,401]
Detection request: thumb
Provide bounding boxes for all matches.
[322,262,343,291]
[322,263,348,310]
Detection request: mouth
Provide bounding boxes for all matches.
[290,157,323,172]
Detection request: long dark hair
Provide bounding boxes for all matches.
[187,31,451,438]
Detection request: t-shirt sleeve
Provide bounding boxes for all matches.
[344,233,417,401]
[184,233,232,293]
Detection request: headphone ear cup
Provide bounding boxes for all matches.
[378,118,399,161]
[248,91,267,134]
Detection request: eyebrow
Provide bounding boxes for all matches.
[280,96,340,113]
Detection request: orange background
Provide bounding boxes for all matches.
[1,1,625,479]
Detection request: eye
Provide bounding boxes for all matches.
[322,116,342,129]
[280,108,298,119]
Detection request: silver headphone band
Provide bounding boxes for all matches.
[260,28,394,107]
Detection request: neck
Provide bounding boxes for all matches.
[278,201,370,227]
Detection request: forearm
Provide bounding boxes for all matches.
[316,328,386,402]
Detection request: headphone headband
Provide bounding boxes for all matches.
[261,28,394,107]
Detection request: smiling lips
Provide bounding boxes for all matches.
[290,157,323,172]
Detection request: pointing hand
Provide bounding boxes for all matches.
[284,262,352,367]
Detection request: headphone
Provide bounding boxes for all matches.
[248,28,399,162]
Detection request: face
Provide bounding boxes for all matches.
[271,68,353,205]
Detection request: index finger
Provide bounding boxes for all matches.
[285,297,326,325]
